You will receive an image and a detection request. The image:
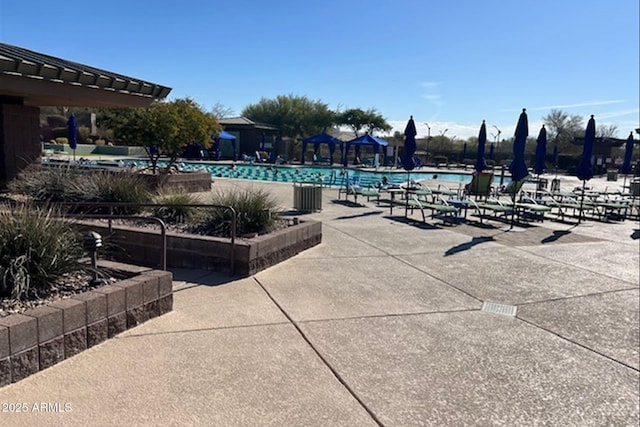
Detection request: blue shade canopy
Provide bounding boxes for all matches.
[67,114,78,150]
[621,131,634,174]
[217,130,236,140]
[402,116,417,171]
[509,108,529,182]
[301,132,342,165]
[475,121,488,172]
[533,125,547,175]
[345,133,389,146]
[343,133,389,166]
[576,115,596,181]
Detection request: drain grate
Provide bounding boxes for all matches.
[481,301,517,316]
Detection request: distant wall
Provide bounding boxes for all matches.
[0,104,40,185]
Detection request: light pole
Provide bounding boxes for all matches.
[424,122,431,163]
[492,125,501,149]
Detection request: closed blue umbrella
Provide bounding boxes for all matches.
[508,109,529,229]
[621,131,634,174]
[402,116,417,171]
[576,115,596,223]
[509,108,529,182]
[260,132,266,151]
[489,142,494,160]
[576,115,596,181]
[475,120,488,172]
[533,125,547,175]
[460,142,468,162]
[67,114,78,161]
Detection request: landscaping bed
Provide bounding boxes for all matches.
[85,218,322,277]
[0,264,173,387]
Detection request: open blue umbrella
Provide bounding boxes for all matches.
[508,109,529,228]
[576,115,596,223]
[475,120,488,172]
[621,131,634,175]
[533,125,547,175]
[67,114,78,161]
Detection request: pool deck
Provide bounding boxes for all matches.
[1,172,638,426]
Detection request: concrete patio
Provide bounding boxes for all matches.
[1,174,638,426]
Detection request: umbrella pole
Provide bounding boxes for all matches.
[578,179,586,224]
[73,149,76,162]
[404,170,410,218]
[510,190,516,230]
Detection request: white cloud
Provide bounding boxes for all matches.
[528,100,625,111]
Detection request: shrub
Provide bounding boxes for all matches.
[151,189,200,224]
[90,171,152,214]
[0,203,86,300]
[55,137,69,145]
[195,187,279,237]
[8,164,88,203]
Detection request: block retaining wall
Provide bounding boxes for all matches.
[0,268,173,387]
[87,219,322,277]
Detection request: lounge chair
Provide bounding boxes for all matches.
[406,194,461,225]
[463,171,494,200]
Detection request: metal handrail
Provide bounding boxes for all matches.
[53,202,237,275]
[70,214,167,271]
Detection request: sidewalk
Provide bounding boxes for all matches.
[1,176,638,426]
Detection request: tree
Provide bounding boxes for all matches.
[98,98,220,173]
[210,102,235,120]
[335,108,392,137]
[242,94,335,139]
[542,109,584,155]
[597,124,618,138]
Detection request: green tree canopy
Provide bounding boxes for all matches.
[335,107,392,137]
[98,97,220,173]
[242,94,335,139]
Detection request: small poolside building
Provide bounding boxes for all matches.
[218,116,280,160]
[0,42,171,185]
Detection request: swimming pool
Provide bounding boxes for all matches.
[125,159,483,188]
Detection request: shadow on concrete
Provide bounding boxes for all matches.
[444,236,495,256]
[386,215,440,230]
[541,228,574,244]
[335,210,384,220]
[330,199,365,208]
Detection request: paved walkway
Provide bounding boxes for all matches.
[1,173,638,426]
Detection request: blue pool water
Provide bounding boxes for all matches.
[125,159,478,188]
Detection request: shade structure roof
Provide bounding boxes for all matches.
[346,133,389,146]
[303,132,342,144]
[0,42,171,108]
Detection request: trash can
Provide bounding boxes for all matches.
[606,169,618,181]
[293,182,322,212]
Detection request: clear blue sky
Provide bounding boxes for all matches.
[1,0,638,140]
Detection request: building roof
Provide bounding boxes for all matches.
[0,42,171,108]
[218,116,278,131]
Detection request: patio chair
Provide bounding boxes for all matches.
[463,171,494,200]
